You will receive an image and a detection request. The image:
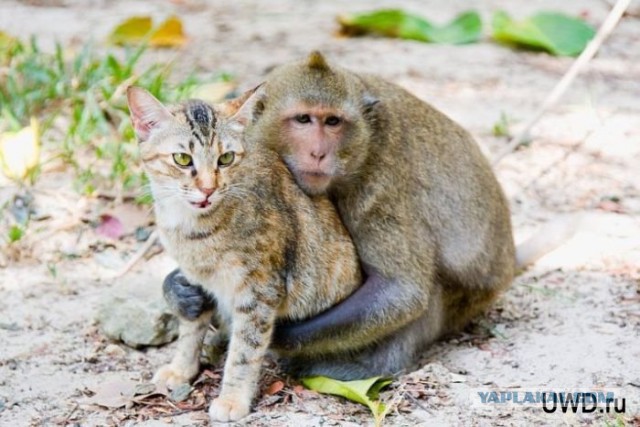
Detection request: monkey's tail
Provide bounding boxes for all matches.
[515,214,582,269]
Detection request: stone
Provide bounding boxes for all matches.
[97,295,178,348]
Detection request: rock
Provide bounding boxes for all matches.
[104,343,126,358]
[97,295,179,348]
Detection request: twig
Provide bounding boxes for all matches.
[61,402,79,425]
[492,0,631,165]
[114,230,159,278]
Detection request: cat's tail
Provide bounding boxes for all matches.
[516,214,582,269]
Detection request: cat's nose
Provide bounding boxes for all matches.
[199,187,215,197]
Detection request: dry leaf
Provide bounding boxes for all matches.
[83,378,138,409]
[265,380,285,395]
[0,118,40,181]
[95,214,125,240]
[151,16,187,47]
[109,16,153,46]
[103,204,152,236]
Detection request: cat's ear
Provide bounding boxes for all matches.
[218,83,265,125]
[126,87,173,142]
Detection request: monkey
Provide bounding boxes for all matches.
[162,51,555,380]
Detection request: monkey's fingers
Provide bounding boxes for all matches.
[163,269,216,320]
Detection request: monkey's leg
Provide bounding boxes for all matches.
[163,268,216,320]
[283,309,441,380]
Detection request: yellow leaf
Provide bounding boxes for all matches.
[150,16,187,47]
[0,31,19,62]
[0,118,40,181]
[109,16,153,46]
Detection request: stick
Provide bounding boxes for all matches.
[492,0,631,165]
[114,230,159,278]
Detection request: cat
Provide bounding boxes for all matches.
[126,86,361,422]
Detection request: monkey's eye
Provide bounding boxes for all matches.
[218,151,235,167]
[325,116,342,126]
[173,153,193,167]
[295,114,311,124]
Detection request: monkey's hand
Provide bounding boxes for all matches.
[163,269,216,320]
[272,264,429,354]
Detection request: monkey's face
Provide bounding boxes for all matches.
[275,102,345,194]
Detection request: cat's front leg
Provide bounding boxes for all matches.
[209,290,279,422]
[154,310,212,388]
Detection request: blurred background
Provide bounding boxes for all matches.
[0,0,638,425]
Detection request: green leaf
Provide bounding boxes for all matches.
[302,376,392,425]
[338,9,481,44]
[8,225,24,243]
[492,11,596,56]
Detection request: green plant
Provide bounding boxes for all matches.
[0,37,224,195]
[302,376,392,426]
[493,112,511,137]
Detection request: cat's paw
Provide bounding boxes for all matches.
[208,396,250,422]
[152,364,195,389]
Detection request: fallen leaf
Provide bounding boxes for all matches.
[337,9,482,44]
[150,16,187,47]
[492,11,596,56]
[95,214,125,240]
[108,15,187,47]
[83,378,138,409]
[0,118,40,182]
[104,204,152,236]
[169,383,193,402]
[109,16,153,46]
[134,383,157,396]
[265,380,285,395]
[302,376,392,424]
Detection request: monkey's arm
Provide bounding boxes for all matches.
[272,264,431,354]
[163,265,431,353]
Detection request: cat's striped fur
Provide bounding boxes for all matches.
[127,87,361,422]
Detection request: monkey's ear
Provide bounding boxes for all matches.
[362,93,380,116]
[127,86,173,142]
[306,51,330,71]
[228,83,266,126]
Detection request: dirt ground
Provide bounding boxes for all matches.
[1,0,639,426]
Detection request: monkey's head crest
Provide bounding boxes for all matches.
[306,51,331,71]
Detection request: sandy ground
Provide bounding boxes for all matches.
[1,0,639,426]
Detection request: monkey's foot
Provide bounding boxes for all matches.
[208,396,250,422]
[152,364,197,389]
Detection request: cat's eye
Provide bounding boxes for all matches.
[295,114,311,124]
[173,153,193,167]
[325,116,341,126]
[218,151,235,167]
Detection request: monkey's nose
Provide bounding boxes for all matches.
[310,151,326,161]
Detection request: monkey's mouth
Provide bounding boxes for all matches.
[297,170,333,192]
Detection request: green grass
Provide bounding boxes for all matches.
[0,36,221,196]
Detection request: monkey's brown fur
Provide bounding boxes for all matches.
[252,52,516,378]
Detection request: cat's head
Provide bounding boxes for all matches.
[127,86,260,214]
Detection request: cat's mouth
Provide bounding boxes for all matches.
[190,200,212,209]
